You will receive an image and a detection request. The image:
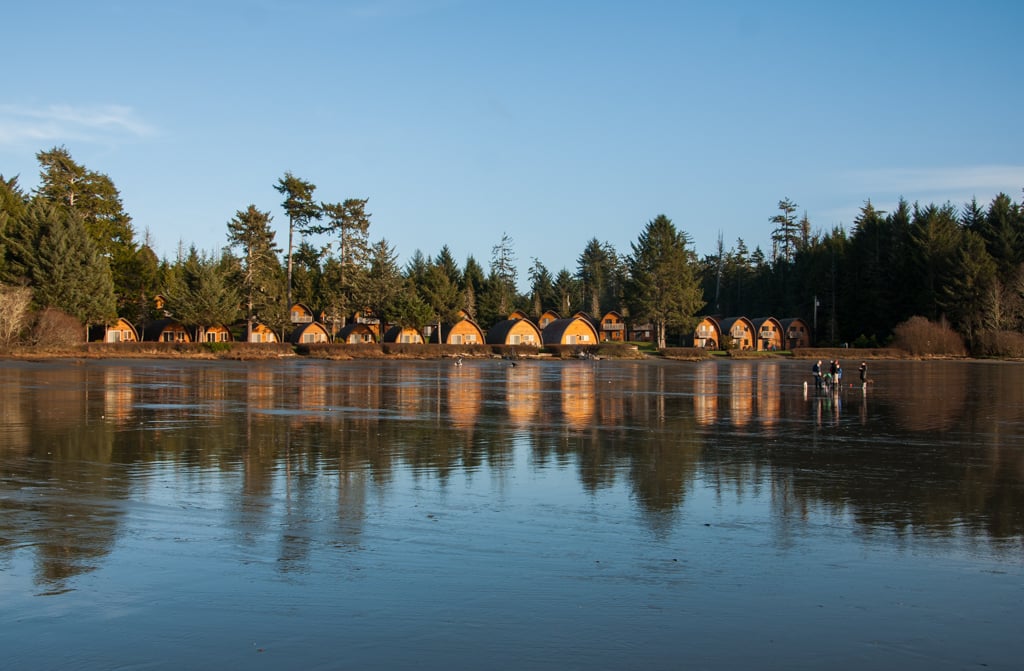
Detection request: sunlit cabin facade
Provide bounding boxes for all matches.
[337,322,376,344]
[486,318,542,346]
[537,310,560,329]
[383,326,424,344]
[542,316,599,346]
[751,317,784,351]
[93,317,140,343]
[194,323,232,343]
[431,319,485,345]
[599,311,626,342]
[289,303,315,324]
[780,318,811,349]
[507,309,530,321]
[142,318,191,343]
[289,321,330,344]
[693,316,722,349]
[351,309,382,340]
[248,322,279,343]
[719,316,756,350]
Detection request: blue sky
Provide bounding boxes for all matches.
[3,1,1022,290]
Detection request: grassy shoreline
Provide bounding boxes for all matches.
[0,342,962,362]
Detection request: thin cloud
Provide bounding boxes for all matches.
[0,104,156,147]
[848,165,1024,200]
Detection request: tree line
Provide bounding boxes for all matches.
[1,146,1022,353]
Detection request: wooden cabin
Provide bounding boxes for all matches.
[247,322,279,343]
[430,318,485,345]
[142,318,191,343]
[337,322,376,344]
[599,311,626,342]
[693,316,722,349]
[194,323,233,343]
[629,322,653,342]
[542,316,599,346]
[383,326,424,344]
[351,309,382,340]
[289,321,330,344]
[719,316,756,350]
[507,309,530,321]
[486,318,542,346]
[752,317,784,351]
[780,318,811,349]
[289,302,315,324]
[537,310,560,330]
[90,317,140,343]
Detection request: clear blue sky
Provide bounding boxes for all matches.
[3,1,1022,290]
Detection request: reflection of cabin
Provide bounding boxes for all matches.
[143,318,191,343]
[194,323,233,343]
[289,302,315,324]
[780,318,811,349]
[289,321,330,344]
[90,317,140,343]
[693,316,722,349]
[247,322,279,343]
[719,316,755,350]
[486,318,542,345]
[383,326,424,344]
[538,310,560,329]
[599,311,626,342]
[751,317,783,351]
[337,322,376,344]
[542,317,599,345]
[430,319,485,345]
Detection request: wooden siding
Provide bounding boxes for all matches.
[248,322,279,343]
[693,317,721,349]
[599,311,625,342]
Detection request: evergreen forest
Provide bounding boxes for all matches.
[2,146,1023,355]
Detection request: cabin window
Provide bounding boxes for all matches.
[579,334,589,342]
[510,334,521,345]
[452,334,463,345]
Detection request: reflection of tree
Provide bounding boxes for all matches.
[626,400,702,515]
[0,367,124,591]
[4,358,1022,594]
[701,361,1024,543]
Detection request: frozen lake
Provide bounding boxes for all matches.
[1,358,1022,670]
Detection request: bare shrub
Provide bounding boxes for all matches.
[892,316,966,357]
[974,330,1024,358]
[29,308,85,348]
[0,285,33,349]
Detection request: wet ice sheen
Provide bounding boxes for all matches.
[0,358,1021,670]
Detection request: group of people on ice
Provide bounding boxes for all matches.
[812,359,869,393]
